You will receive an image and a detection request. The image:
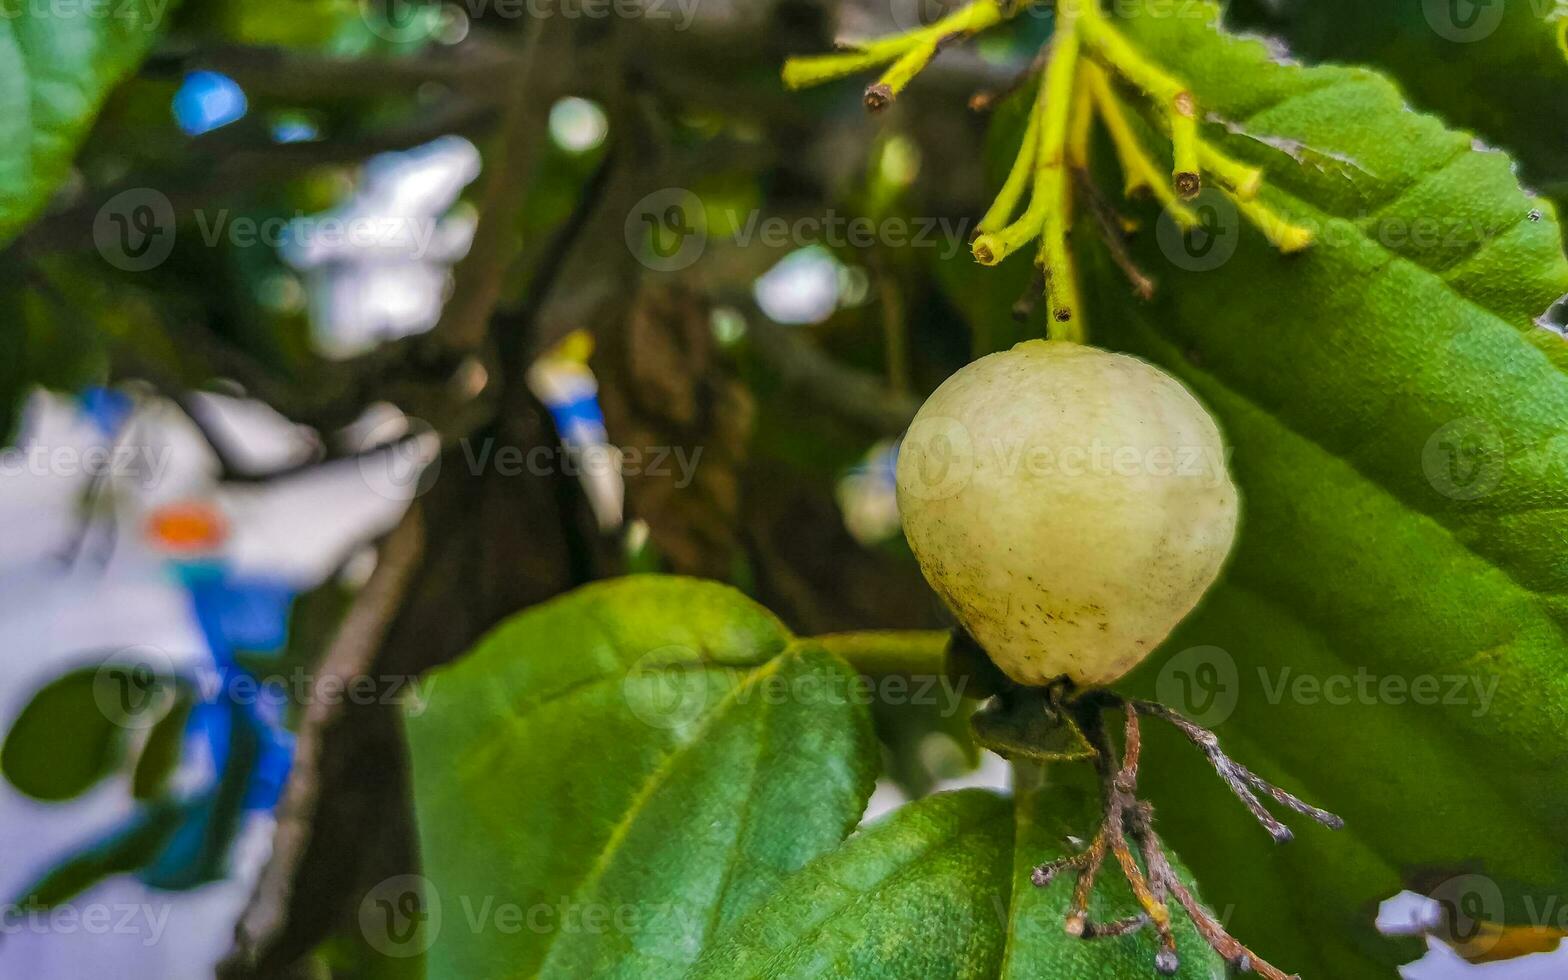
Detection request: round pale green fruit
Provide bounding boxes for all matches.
[896,340,1238,688]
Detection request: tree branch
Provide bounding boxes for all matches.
[222,507,426,974]
[745,319,921,436]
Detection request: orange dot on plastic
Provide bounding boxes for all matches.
[146,500,229,554]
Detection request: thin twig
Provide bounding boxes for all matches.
[1130,698,1342,838]
[430,17,548,356]
[1029,691,1336,978]
[969,45,1051,112]
[1073,167,1155,300]
[224,508,426,972]
[142,36,522,103]
[745,319,920,436]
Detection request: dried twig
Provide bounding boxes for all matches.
[1072,167,1155,301]
[1025,690,1341,978]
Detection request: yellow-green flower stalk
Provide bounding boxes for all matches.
[970,10,1080,272]
[1083,62,1198,229]
[782,0,1009,110]
[783,0,1315,344]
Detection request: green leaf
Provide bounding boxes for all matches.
[131,687,192,801]
[3,663,186,802]
[688,789,1014,979]
[3,667,125,801]
[1227,0,1568,200]
[404,576,881,980]
[691,776,1226,980]
[971,3,1568,974]
[0,2,176,245]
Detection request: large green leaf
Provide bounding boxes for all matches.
[0,1,174,245]
[1227,0,1568,200]
[688,789,1014,979]
[404,576,881,980]
[408,577,1241,978]
[977,3,1568,975]
[689,775,1226,980]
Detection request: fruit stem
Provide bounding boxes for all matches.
[1083,63,1198,228]
[1077,5,1200,198]
[1199,142,1263,200]
[1067,62,1094,170]
[785,0,1320,346]
[976,67,1049,235]
[1230,192,1315,253]
[1086,62,1150,198]
[971,4,1081,270]
[781,0,1012,97]
[1073,167,1157,300]
[811,629,949,677]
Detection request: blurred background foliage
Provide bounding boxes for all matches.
[3,0,1568,977]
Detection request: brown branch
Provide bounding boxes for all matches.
[1073,167,1155,301]
[969,44,1050,112]
[9,98,500,260]
[745,319,921,437]
[428,18,552,357]
[142,36,522,104]
[222,507,426,973]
